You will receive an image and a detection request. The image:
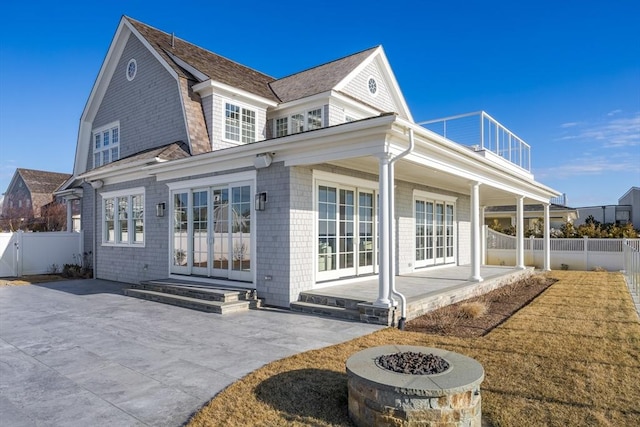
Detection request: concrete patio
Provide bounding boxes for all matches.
[0,279,382,427]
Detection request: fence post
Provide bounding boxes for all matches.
[583,236,589,270]
[623,239,628,274]
[16,231,24,277]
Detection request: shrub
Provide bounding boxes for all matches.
[460,301,488,319]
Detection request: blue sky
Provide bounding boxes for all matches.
[0,0,638,207]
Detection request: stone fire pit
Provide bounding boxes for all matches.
[346,345,484,426]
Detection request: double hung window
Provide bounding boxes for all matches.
[225,102,256,143]
[93,122,120,168]
[102,188,144,246]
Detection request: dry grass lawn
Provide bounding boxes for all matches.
[0,274,69,286]
[188,271,640,427]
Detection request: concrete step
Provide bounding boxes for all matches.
[290,301,361,322]
[123,288,260,314]
[297,292,365,310]
[132,281,255,303]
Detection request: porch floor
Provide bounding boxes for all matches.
[309,265,523,303]
[294,265,534,325]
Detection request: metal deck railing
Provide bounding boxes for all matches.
[419,111,531,172]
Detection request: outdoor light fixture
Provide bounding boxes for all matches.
[255,192,267,211]
[156,202,166,217]
[90,180,104,189]
[253,153,272,169]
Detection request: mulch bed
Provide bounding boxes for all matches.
[405,274,556,338]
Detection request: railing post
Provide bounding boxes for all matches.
[623,239,628,274]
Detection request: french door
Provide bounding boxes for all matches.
[415,196,455,267]
[317,183,377,281]
[171,182,252,282]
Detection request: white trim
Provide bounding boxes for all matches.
[312,170,378,190]
[193,79,277,108]
[413,189,458,203]
[100,187,146,248]
[101,186,145,199]
[166,170,256,191]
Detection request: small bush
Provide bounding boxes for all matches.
[460,301,488,319]
[592,266,607,272]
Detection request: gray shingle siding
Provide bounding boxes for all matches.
[94,177,169,284]
[89,34,188,168]
[342,62,399,115]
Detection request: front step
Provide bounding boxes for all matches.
[290,291,367,322]
[123,280,260,314]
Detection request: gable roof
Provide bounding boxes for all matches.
[16,169,71,194]
[269,47,379,103]
[126,17,278,102]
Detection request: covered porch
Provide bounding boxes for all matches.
[291,265,534,325]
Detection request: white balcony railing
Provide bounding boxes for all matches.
[419,111,531,172]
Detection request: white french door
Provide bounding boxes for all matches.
[170,182,253,282]
[415,194,456,268]
[317,181,377,281]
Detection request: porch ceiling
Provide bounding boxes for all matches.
[328,156,534,206]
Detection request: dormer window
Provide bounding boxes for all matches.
[273,107,324,137]
[93,122,120,169]
[225,102,255,143]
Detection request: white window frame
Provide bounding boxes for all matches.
[224,101,256,144]
[313,171,378,283]
[413,190,457,267]
[101,187,145,247]
[272,107,324,137]
[93,121,120,169]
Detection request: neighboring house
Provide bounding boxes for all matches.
[57,16,560,308]
[1,168,72,230]
[574,187,639,228]
[484,203,578,231]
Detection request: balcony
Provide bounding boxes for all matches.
[419,111,531,172]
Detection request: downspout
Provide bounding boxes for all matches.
[388,127,415,330]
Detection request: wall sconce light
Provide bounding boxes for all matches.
[253,153,272,169]
[255,192,267,211]
[90,180,104,189]
[156,202,166,217]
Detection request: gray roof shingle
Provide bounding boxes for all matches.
[17,169,71,194]
[269,47,378,103]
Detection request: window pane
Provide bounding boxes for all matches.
[102,150,109,165]
[94,153,101,168]
[95,134,101,149]
[276,117,288,137]
[225,103,240,141]
[103,130,110,146]
[291,114,304,133]
[132,195,144,244]
[112,127,119,144]
[308,108,322,130]
[104,198,115,242]
[173,192,189,266]
[241,108,255,143]
[111,147,119,161]
[118,196,129,243]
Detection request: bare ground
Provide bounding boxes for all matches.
[405,273,557,337]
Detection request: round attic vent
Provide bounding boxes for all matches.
[126,59,137,81]
[368,77,378,96]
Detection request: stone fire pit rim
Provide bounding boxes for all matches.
[346,344,484,397]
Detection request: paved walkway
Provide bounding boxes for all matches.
[0,280,382,426]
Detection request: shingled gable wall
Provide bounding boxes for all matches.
[89,33,189,166]
[342,61,400,117]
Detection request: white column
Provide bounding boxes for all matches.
[480,206,486,265]
[543,202,551,271]
[66,199,73,232]
[516,195,525,269]
[469,182,483,281]
[375,154,392,307]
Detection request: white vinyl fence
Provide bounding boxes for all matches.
[486,228,640,272]
[623,239,640,298]
[0,231,83,277]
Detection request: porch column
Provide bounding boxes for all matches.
[469,182,483,282]
[65,199,73,232]
[543,202,551,271]
[480,206,486,265]
[375,154,392,307]
[516,195,525,269]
